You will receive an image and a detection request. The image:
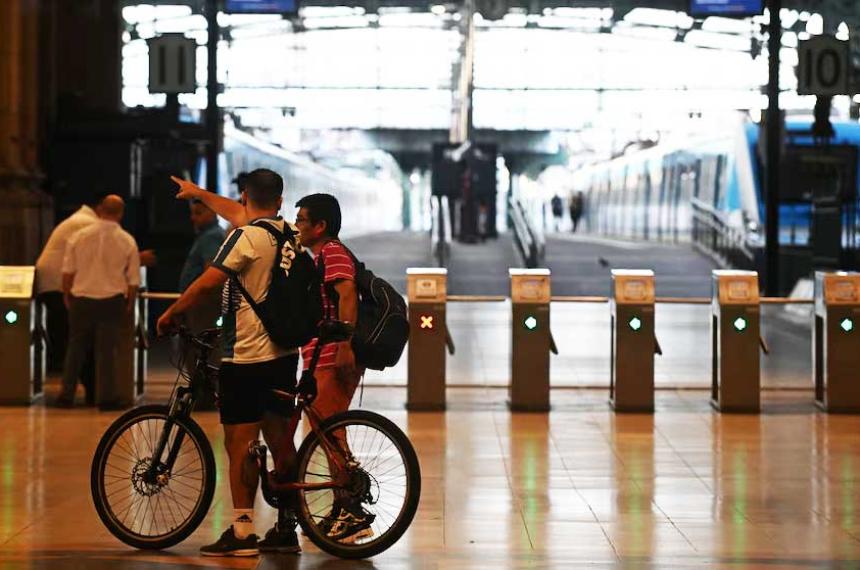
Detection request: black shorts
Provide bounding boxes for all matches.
[218,354,299,425]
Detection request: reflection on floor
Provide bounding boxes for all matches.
[1,388,859,569]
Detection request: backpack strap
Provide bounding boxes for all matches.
[229,219,288,325]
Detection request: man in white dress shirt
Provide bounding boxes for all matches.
[35,194,103,375]
[57,195,141,408]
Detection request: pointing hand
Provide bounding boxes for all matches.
[171,176,205,201]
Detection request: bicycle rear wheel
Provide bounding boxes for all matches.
[90,405,216,550]
[294,409,421,559]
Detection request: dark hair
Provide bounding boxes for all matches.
[244,169,283,209]
[232,171,249,191]
[295,193,342,238]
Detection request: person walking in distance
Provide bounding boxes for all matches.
[569,191,584,233]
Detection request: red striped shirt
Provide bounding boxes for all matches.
[301,241,355,371]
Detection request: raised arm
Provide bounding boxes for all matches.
[171,176,248,228]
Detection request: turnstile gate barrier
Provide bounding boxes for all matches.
[610,270,659,413]
[711,270,764,413]
[509,269,557,412]
[814,271,860,413]
[0,266,45,405]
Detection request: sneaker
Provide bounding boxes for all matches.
[258,524,301,553]
[327,506,376,542]
[200,526,259,557]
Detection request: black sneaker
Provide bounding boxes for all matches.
[200,526,259,557]
[327,505,375,542]
[258,524,301,553]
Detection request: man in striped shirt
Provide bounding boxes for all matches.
[293,193,371,542]
[294,195,359,410]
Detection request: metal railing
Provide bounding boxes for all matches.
[509,197,545,268]
[444,294,812,306]
[691,197,757,269]
[430,195,452,267]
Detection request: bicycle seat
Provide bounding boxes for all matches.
[318,320,354,344]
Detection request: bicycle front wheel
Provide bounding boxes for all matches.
[295,409,421,559]
[90,405,216,550]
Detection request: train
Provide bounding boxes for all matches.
[562,117,860,292]
[217,123,405,237]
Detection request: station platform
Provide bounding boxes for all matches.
[6,229,851,568]
[2,389,859,568]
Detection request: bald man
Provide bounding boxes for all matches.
[58,195,141,408]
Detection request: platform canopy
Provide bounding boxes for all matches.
[120,0,859,161]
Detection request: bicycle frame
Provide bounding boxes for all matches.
[145,344,216,483]
[254,391,355,503]
[144,325,353,497]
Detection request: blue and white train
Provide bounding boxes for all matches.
[218,124,404,237]
[567,118,860,284]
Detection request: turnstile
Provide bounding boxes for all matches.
[0,266,45,405]
[610,270,658,413]
[406,268,451,411]
[509,269,557,412]
[711,270,762,413]
[814,271,860,413]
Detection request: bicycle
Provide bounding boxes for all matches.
[90,322,421,559]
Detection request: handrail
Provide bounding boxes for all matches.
[145,291,813,306]
[447,295,507,302]
[142,292,180,301]
[508,197,544,268]
[690,197,757,269]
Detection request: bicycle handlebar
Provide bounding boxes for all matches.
[175,326,222,352]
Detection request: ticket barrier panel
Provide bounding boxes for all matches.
[610,270,659,413]
[509,269,557,412]
[0,266,45,405]
[711,270,764,413]
[407,269,453,411]
[814,272,860,413]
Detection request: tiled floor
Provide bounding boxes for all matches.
[1,388,859,569]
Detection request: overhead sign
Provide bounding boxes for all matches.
[797,35,850,96]
[689,0,763,17]
[148,34,197,94]
[224,0,298,13]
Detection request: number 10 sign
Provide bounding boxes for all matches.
[797,35,850,97]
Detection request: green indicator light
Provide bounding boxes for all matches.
[216,316,224,328]
[840,318,854,333]
[628,316,642,332]
[733,317,748,332]
[524,316,538,331]
[4,310,17,325]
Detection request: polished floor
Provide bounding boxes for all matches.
[1,387,860,569]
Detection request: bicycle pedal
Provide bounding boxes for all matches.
[248,441,267,457]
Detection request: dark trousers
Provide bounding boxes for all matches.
[39,292,95,397]
[61,295,125,404]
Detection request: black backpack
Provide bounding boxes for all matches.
[231,220,322,350]
[321,242,409,371]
